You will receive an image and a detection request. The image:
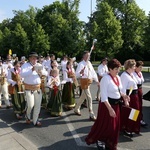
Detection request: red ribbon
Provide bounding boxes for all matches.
[135,71,141,78]
[53,85,58,96]
[109,73,119,87]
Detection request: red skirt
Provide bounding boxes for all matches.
[138,88,143,115]
[120,94,141,134]
[85,102,120,150]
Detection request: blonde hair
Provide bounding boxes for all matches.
[124,59,136,70]
[50,68,59,76]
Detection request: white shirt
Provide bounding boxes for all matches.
[0,64,8,77]
[63,68,75,83]
[100,74,122,102]
[3,63,13,72]
[42,59,51,69]
[120,71,138,94]
[7,67,23,86]
[20,62,47,85]
[133,71,144,84]
[75,60,98,82]
[61,60,68,71]
[97,64,108,76]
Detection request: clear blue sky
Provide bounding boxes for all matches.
[0,0,150,23]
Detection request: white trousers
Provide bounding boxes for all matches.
[0,83,10,106]
[75,86,94,115]
[25,90,42,125]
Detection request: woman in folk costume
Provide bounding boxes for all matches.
[47,68,62,116]
[85,59,129,150]
[133,61,148,127]
[120,59,141,137]
[7,61,26,119]
[62,60,77,110]
[47,60,59,75]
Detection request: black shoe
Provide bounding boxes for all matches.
[105,145,110,150]
[123,130,133,137]
[96,141,104,150]
[140,120,148,127]
[6,105,12,109]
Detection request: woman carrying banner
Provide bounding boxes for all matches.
[85,59,129,150]
[7,61,26,119]
[120,59,141,137]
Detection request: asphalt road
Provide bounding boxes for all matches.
[0,72,150,150]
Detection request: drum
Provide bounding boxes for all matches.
[80,78,93,89]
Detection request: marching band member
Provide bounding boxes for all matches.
[7,61,26,119]
[85,59,129,150]
[20,56,26,66]
[47,68,62,116]
[120,59,141,137]
[38,55,48,108]
[47,60,58,75]
[74,51,99,121]
[42,54,51,70]
[96,57,109,101]
[0,59,12,108]
[62,60,77,110]
[133,61,148,127]
[20,52,47,127]
[61,55,68,79]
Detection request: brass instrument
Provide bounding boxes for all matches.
[11,71,24,93]
[40,75,47,93]
[16,73,23,93]
[0,67,6,85]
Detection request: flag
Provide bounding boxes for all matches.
[128,86,133,96]
[128,108,140,121]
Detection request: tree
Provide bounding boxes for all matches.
[31,23,50,55]
[1,27,12,57]
[95,2,123,58]
[11,6,38,45]
[97,0,147,61]
[11,23,30,57]
[36,1,83,57]
[143,13,150,60]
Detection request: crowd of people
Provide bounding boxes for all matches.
[0,51,148,150]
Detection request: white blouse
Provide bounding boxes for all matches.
[100,74,123,102]
[63,68,75,83]
[120,71,138,94]
[133,71,144,84]
[97,64,108,76]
